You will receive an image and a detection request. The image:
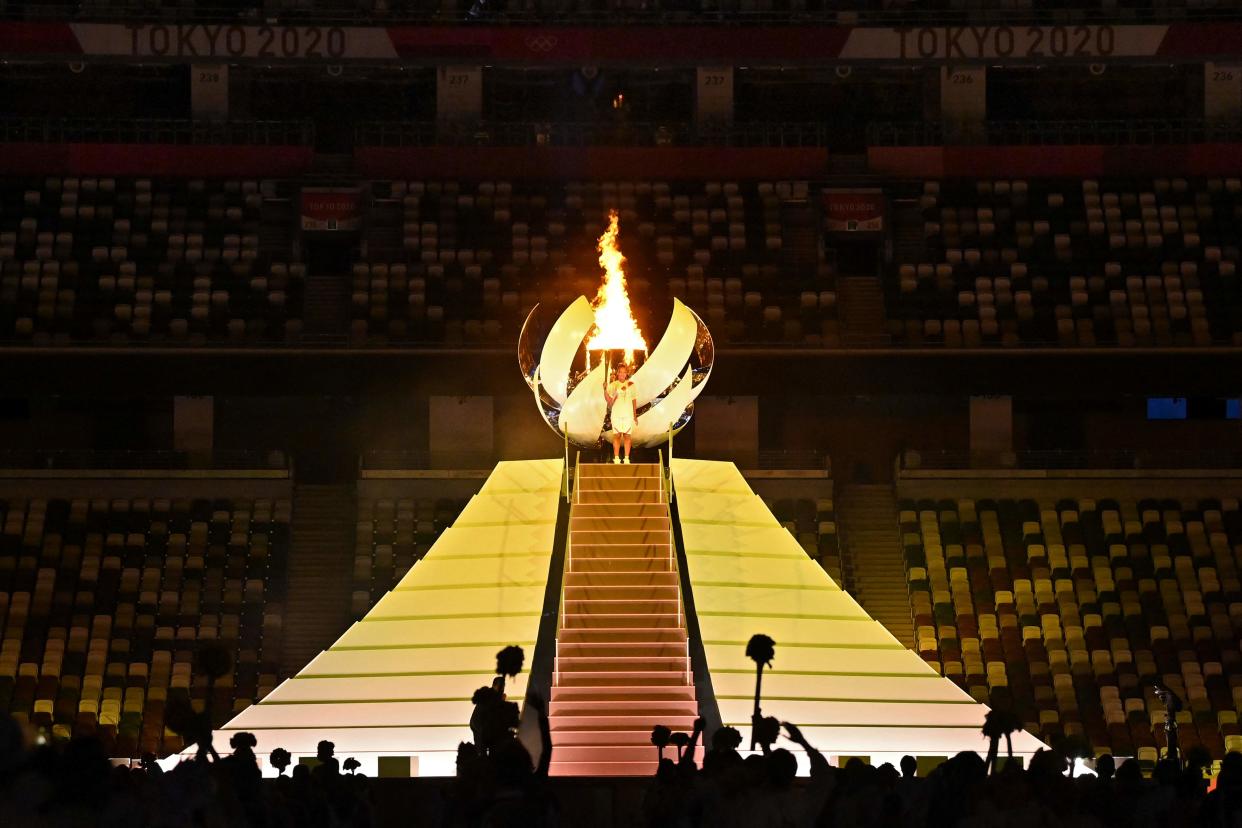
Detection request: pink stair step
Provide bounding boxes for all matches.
[576,463,661,478]
[563,585,680,601]
[562,613,682,629]
[556,654,688,671]
[552,685,696,702]
[550,700,699,717]
[570,515,671,530]
[563,599,682,616]
[557,627,687,644]
[570,504,669,519]
[549,727,677,746]
[564,571,679,588]
[551,744,681,763]
[577,480,662,494]
[557,642,688,658]
[570,558,675,573]
[550,713,699,730]
[548,764,665,779]
[555,672,693,687]
[548,761,661,777]
[571,529,671,545]
[576,490,664,505]
[570,543,672,560]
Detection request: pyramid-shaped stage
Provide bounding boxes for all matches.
[670,458,1047,768]
[216,456,1044,776]
[214,459,563,777]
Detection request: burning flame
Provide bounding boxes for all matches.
[585,210,648,365]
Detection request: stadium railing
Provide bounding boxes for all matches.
[0,117,315,146]
[360,448,498,470]
[356,119,829,148]
[899,449,1242,472]
[867,119,1242,147]
[0,449,289,472]
[753,449,832,472]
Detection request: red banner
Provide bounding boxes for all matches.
[822,189,885,234]
[301,188,361,232]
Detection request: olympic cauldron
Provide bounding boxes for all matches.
[518,296,714,449]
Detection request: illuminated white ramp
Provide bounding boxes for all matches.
[217,459,562,777]
[671,459,1046,767]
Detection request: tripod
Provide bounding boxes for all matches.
[1154,685,1183,767]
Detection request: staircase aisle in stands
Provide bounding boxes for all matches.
[302,275,350,338]
[838,484,917,649]
[548,463,699,776]
[839,276,891,347]
[281,484,356,676]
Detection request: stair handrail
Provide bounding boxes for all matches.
[661,488,689,683]
[556,452,580,686]
[657,448,665,504]
[563,428,570,504]
[665,424,675,503]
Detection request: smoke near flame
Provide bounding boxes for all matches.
[585,210,648,364]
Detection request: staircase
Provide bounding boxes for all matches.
[259,192,297,260]
[893,200,926,263]
[363,198,405,262]
[548,463,698,776]
[838,276,891,347]
[280,484,356,676]
[301,275,350,338]
[838,484,916,649]
[780,204,820,270]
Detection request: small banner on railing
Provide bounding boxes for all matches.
[301,187,361,232]
[822,188,885,235]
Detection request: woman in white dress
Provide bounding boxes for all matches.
[603,362,637,464]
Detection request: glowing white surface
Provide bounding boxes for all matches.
[206,459,562,776]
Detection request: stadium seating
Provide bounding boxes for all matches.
[11,172,1242,353]
[351,496,466,617]
[352,179,839,347]
[0,177,303,345]
[900,493,1242,759]
[889,178,1242,347]
[0,495,290,757]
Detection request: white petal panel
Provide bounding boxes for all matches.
[630,297,698,406]
[561,359,609,447]
[630,361,708,445]
[539,295,594,406]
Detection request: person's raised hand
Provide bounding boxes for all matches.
[782,722,807,746]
